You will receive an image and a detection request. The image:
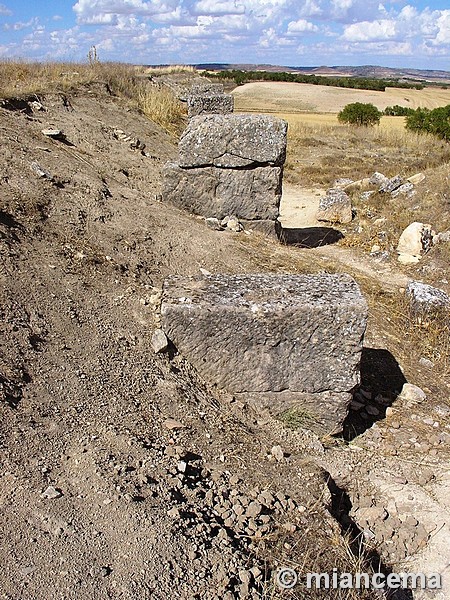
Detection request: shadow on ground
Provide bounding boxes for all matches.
[343,348,407,441]
[276,222,344,248]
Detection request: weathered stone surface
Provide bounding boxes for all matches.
[187,94,234,118]
[151,329,169,353]
[161,273,367,406]
[391,182,415,198]
[379,175,403,193]
[397,222,434,264]
[236,390,352,435]
[406,281,450,314]
[162,162,281,220]
[190,82,224,96]
[407,172,425,185]
[178,114,288,168]
[316,189,352,224]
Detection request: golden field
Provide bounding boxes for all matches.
[232,80,450,114]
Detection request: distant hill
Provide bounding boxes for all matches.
[193,63,450,84]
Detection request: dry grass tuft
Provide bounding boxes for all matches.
[0,60,186,136]
[142,64,196,76]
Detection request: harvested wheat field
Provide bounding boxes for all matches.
[233,81,450,114]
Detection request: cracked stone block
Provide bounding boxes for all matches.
[187,94,234,118]
[161,273,367,433]
[162,162,281,221]
[178,114,288,168]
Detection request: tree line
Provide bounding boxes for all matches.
[209,69,423,92]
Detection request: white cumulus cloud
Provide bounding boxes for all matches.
[287,18,319,33]
[342,18,395,41]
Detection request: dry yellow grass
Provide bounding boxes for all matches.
[0,60,186,136]
[142,65,196,76]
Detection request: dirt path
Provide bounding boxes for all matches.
[280,184,409,290]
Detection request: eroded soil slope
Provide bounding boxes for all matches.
[0,85,382,600]
[1,82,449,600]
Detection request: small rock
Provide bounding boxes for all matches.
[433,230,450,245]
[391,182,415,198]
[41,486,63,499]
[239,570,252,584]
[163,418,185,430]
[406,281,450,315]
[366,404,380,416]
[407,172,425,185]
[379,175,402,193]
[42,128,63,137]
[205,217,222,231]
[30,162,53,181]
[350,400,365,410]
[398,383,426,405]
[271,445,284,461]
[369,172,388,186]
[397,222,434,264]
[167,507,180,518]
[246,501,262,518]
[151,329,169,354]
[316,188,352,224]
[419,357,434,369]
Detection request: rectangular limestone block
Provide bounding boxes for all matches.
[187,94,234,118]
[161,162,281,221]
[161,273,368,397]
[178,114,288,168]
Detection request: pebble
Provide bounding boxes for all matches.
[246,501,262,518]
[151,329,168,354]
[42,128,62,137]
[271,445,284,462]
[419,358,434,368]
[163,418,185,430]
[41,486,63,499]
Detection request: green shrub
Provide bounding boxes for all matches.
[384,104,414,116]
[406,105,450,141]
[338,102,382,126]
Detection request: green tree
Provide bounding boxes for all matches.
[338,102,382,126]
[406,105,450,140]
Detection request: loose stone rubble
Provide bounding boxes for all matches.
[161,273,368,434]
[162,114,287,232]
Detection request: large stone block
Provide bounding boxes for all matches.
[178,114,288,168]
[161,273,367,432]
[162,162,281,221]
[187,94,234,118]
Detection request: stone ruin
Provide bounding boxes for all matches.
[186,82,234,118]
[162,113,287,234]
[161,273,368,435]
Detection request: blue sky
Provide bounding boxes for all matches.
[0,0,449,70]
